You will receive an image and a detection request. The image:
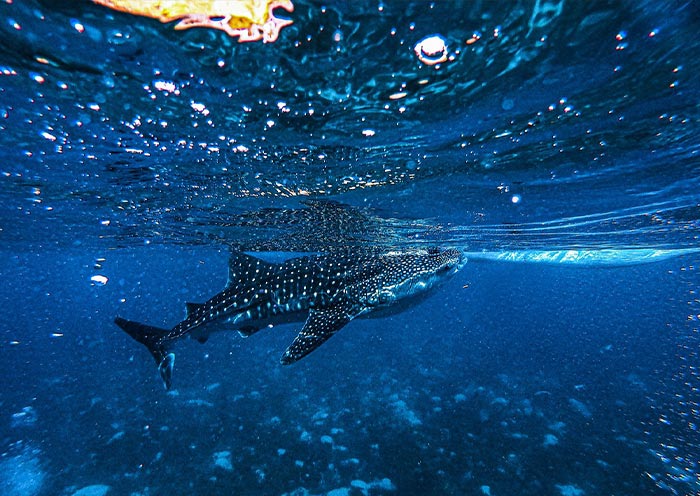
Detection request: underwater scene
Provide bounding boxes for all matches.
[1,1,699,495]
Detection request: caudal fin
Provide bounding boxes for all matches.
[115,317,175,390]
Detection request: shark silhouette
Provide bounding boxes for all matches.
[116,248,463,389]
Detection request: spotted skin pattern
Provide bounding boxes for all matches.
[116,248,463,388]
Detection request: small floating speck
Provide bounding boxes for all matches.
[191,102,209,116]
[91,275,108,286]
[466,31,481,45]
[389,92,407,100]
[361,129,376,137]
[51,332,64,338]
[71,19,85,33]
[154,80,177,93]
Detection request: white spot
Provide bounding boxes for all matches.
[90,275,108,286]
[71,19,85,33]
[414,35,448,65]
[154,80,177,93]
[191,101,210,116]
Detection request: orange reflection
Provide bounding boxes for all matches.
[93,0,294,43]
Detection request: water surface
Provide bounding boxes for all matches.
[1,1,698,495]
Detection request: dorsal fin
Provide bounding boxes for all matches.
[227,253,276,289]
[186,302,204,317]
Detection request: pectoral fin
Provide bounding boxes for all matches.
[280,304,354,364]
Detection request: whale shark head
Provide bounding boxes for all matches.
[373,248,463,305]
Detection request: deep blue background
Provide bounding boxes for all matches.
[1,246,696,495]
[1,0,700,494]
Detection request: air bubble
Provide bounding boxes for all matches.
[414,35,448,65]
[90,275,108,286]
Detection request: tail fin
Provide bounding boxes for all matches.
[115,317,175,390]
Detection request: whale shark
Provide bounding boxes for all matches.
[115,248,463,389]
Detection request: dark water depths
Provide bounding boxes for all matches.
[1,1,699,495]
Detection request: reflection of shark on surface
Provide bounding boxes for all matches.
[116,248,463,389]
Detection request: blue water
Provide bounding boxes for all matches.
[1,1,699,495]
